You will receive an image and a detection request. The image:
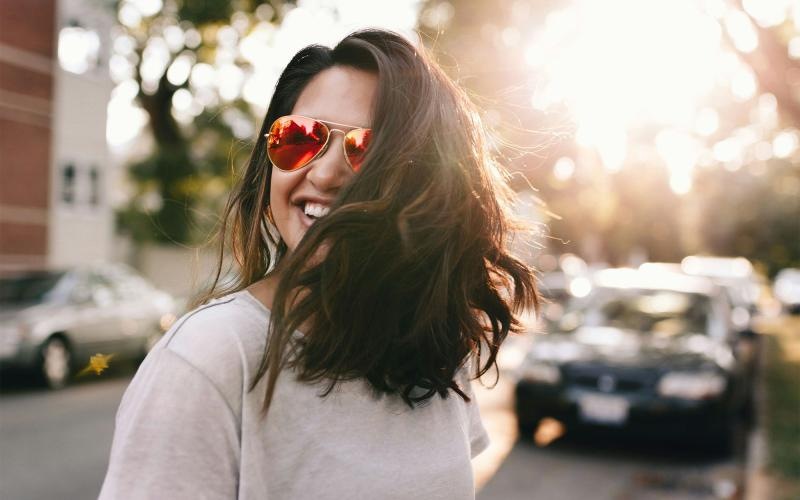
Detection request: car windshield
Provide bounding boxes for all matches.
[571,288,712,336]
[0,271,67,305]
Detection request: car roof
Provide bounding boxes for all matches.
[680,255,753,279]
[0,268,68,280]
[592,267,717,295]
[0,263,140,281]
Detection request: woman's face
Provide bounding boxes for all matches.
[269,66,378,252]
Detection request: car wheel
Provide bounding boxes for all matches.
[39,337,71,389]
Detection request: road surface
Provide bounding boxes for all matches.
[473,375,745,500]
[0,365,745,500]
[0,371,129,500]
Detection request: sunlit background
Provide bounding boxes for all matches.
[105,0,422,149]
[1,0,799,499]
[525,0,798,192]
[41,0,800,279]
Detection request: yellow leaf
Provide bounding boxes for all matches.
[77,353,116,377]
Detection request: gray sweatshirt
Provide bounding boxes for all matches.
[99,290,489,499]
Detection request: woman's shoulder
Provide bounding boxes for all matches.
[154,289,270,390]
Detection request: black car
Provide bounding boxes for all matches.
[515,268,755,449]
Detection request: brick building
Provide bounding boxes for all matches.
[0,0,113,271]
[0,0,56,270]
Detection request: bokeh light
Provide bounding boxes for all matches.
[58,26,100,74]
[519,0,800,194]
[106,0,423,153]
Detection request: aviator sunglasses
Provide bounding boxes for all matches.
[265,115,372,172]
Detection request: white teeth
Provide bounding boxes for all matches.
[303,202,330,218]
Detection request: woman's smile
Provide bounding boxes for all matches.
[269,66,378,251]
[295,199,333,228]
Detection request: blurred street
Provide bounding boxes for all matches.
[0,372,129,500]
[472,375,745,500]
[1,359,746,500]
[1,0,799,498]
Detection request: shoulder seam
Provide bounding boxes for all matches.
[161,296,243,422]
[161,346,241,426]
[164,296,237,348]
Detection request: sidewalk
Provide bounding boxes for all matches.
[744,321,770,500]
[745,315,800,500]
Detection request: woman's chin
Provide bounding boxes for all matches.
[282,208,314,251]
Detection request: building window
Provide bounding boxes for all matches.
[62,164,76,204]
[89,166,100,206]
[58,24,100,75]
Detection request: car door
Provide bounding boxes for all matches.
[66,270,126,360]
[710,292,751,410]
[102,266,161,356]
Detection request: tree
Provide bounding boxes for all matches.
[112,0,289,244]
[112,0,422,245]
[420,0,800,275]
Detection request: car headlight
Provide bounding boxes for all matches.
[518,361,561,384]
[657,371,727,400]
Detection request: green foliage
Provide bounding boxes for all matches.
[176,0,273,25]
[114,0,290,245]
[694,162,800,276]
[542,159,685,265]
[119,110,251,244]
[763,321,800,499]
[177,0,235,24]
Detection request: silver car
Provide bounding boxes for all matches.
[0,264,176,388]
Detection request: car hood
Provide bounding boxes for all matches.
[528,326,734,371]
[0,302,64,325]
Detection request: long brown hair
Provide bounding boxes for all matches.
[195,29,539,414]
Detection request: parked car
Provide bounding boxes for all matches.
[680,256,768,327]
[0,264,177,388]
[641,256,767,331]
[515,268,755,449]
[773,268,800,314]
[537,255,595,325]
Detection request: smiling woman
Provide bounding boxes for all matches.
[268,66,378,250]
[100,29,538,500]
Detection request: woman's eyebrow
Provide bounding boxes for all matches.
[294,114,369,129]
[322,118,370,129]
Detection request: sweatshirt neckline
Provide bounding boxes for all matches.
[238,289,271,318]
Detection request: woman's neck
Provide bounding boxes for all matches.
[246,271,281,311]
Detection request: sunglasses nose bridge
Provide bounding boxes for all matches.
[312,127,351,169]
[318,127,344,155]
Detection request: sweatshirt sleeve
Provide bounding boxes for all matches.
[465,381,490,458]
[458,361,490,459]
[98,347,240,500]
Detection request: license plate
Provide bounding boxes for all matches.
[578,394,629,425]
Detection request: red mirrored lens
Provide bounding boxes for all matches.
[267,116,328,170]
[344,129,371,172]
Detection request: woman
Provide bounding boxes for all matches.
[100,29,538,499]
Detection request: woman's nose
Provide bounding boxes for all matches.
[306,130,353,192]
